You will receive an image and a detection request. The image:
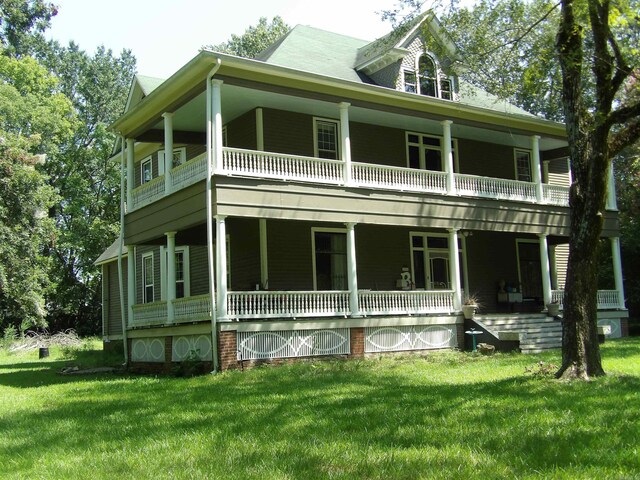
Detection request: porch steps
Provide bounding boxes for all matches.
[475,314,562,353]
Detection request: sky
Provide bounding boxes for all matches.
[46,0,399,79]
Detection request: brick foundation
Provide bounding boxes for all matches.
[621,318,629,337]
[350,327,365,358]
[219,330,238,371]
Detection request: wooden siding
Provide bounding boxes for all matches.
[227,217,261,290]
[350,122,405,168]
[356,224,412,290]
[189,245,209,296]
[553,243,569,289]
[267,219,315,290]
[136,245,161,304]
[263,108,314,156]
[457,139,520,180]
[546,158,571,187]
[106,260,126,336]
[227,110,257,149]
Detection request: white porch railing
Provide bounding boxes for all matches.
[543,184,570,206]
[223,148,344,184]
[352,162,447,194]
[454,173,537,203]
[173,294,212,323]
[551,289,621,310]
[170,152,207,191]
[227,290,350,319]
[359,290,455,315]
[130,301,168,327]
[130,176,165,210]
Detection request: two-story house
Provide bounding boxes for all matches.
[96,14,628,371]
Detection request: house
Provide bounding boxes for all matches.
[96,14,628,371]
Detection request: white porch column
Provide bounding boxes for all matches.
[126,138,134,210]
[259,218,268,289]
[165,231,176,323]
[212,79,224,173]
[531,135,543,203]
[345,222,359,316]
[256,107,264,151]
[216,215,228,319]
[538,234,552,306]
[339,102,352,185]
[127,245,135,327]
[441,120,455,195]
[611,237,626,309]
[448,228,462,311]
[607,162,618,210]
[162,112,174,194]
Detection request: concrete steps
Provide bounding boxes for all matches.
[475,313,562,354]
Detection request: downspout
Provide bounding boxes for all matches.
[117,136,129,364]
[206,58,222,373]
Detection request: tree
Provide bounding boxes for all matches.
[204,16,290,58]
[384,0,640,378]
[36,41,136,334]
[0,0,57,55]
[0,52,74,332]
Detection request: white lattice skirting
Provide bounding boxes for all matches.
[598,319,622,338]
[237,328,350,360]
[365,325,457,353]
[172,335,213,361]
[131,338,165,362]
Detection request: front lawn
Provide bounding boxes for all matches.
[1,338,639,479]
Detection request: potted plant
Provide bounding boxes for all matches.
[547,300,560,317]
[462,294,480,320]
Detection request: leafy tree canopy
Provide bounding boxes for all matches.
[204,16,290,58]
[0,0,57,55]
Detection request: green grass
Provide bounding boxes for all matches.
[1,339,639,479]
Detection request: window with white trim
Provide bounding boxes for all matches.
[312,228,347,290]
[141,156,152,184]
[402,53,453,100]
[514,149,532,182]
[158,147,187,174]
[142,252,154,303]
[313,118,340,160]
[406,132,458,172]
[160,246,191,300]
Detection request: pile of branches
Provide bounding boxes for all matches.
[8,329,83,352]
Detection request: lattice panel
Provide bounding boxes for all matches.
[598,319,622,339]
[365,325,457,353]
[172,335,212,361]
[237,328,350,361]
[131,338,165,362]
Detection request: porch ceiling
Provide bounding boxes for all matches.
[153,83,567,152]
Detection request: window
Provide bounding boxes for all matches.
[314,118,339,160]
[312,228,347,290]
[410,233,451,289]
[402,54,453,100]
[406,132,458,172]
[142,252,154,303]
[158,147,187,174]
[160,246,190,300]
[515,149,532,182]
[141,157,152,184]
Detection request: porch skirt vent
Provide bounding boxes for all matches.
[172,335,213,361]
[237,328,350,361]
[365,325,457,353]
[131,338,165,362]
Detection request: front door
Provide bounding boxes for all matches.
[411,234,450,289]
[517,240,543,300]
[313,230,347,290]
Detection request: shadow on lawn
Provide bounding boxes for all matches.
[2,349,640,478]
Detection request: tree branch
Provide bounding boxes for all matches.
[609,117,640,157]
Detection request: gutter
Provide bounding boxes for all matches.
[206,58,222,373]
[117,136,129,364]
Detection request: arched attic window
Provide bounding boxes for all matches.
[403,53,453,100]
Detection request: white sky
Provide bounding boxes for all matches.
[46,0,399,79]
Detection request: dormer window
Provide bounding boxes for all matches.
[402,53,453,100]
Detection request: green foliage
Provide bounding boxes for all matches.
[204,16,290,58]
[1,324,17,349]
[1,339,639,478]
[0,52,73,332]
[0,0,57,55]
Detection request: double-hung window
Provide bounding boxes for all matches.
[514,149,533,182]
[158,147,187,174]
[141,156,152,184]
[142,252,154,303]
[314,118,340,160]
[160,246,190,300]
